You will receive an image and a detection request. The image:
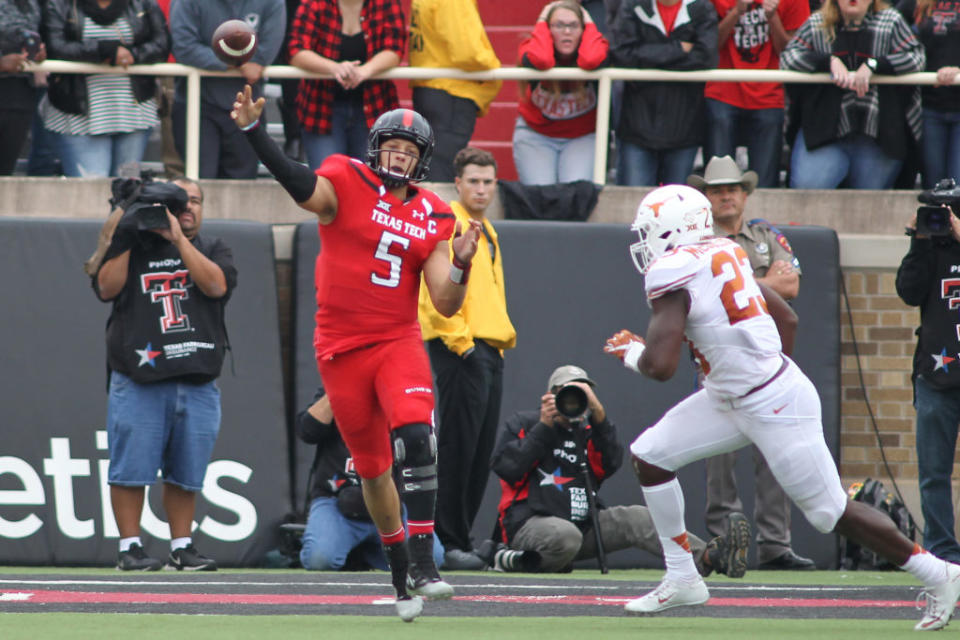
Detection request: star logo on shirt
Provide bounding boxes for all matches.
[931,348,957,372]
[135,343,163,368]
[538,468,574,491]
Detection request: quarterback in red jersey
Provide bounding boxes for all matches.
[231,86,481,622]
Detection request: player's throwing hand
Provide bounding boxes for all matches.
[230,84,265,130]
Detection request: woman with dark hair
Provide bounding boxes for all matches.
[40,0,168,177]
[898,0,960,188]
[0,0,46,175]
[288,0,406,170]
[780,0,926,189]
[513,0,609,185]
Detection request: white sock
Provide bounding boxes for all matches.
[119,536,141,553]
[170,537,191,552]
[642,478,699,583]
[903,547,950,586]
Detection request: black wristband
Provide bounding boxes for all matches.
[243,122,317,203]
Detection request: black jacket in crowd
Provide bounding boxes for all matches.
[491,409,624,544]
[43,0,169,114]
[896,234,960,390]
[610,0,718,150]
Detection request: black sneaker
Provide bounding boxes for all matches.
[117,543,162,571]
[166,544,217,571]
[406,533,454,599]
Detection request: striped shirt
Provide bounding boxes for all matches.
[41,17,159,136]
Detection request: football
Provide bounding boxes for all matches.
[210,19,258,66]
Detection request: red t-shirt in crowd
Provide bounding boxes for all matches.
[705,0,810,109]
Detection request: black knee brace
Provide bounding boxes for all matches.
[392,423,438,493]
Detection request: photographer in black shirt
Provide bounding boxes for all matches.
[896,180,960,564]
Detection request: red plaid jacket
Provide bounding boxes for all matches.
[289,0,406,135]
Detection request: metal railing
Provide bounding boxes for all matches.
[24,61,951,184]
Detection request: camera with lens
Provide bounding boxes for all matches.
[916,178,960,238]
[554,384,590,422]
[115,170,188,231]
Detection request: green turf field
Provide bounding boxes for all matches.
[0,567,929,639]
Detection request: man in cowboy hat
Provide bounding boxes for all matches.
[688,154,814,571]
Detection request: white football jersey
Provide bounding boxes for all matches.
[645,237,784,399]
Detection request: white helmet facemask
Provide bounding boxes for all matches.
[630,184,714,274]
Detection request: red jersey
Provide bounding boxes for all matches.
[704,0,809,109]
[313,155,455,359]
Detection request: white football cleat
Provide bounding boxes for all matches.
[624,576,709,615]
[916,562,960,631]
[395,595,423,622]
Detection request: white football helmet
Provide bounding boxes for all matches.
[630,184,714,274]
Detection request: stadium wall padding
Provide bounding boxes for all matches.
[0,219,287,566]
[291,220,842,570]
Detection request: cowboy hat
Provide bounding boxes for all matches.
[687,155,758,194]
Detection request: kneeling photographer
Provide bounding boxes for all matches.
[896,179,960,565]
[295,385,445,571]
[489,365,747,576]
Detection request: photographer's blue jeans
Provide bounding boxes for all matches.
[914,375,960,563]
[615,139,698,186]
[920,107,960,189]
[58,128,151,178]
[301,99,369,171]
[704,98,784,188]
[789,130,901,189]
[106,371,220,491]
[300,497,445,571]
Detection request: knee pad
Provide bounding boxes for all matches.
[392,423,437,494]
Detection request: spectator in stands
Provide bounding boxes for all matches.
[897,0,960,189]
[779,0,925,189]
[277,0,304,162]
[289,0,406,170]
[155,0,183,178]
[513,1,609,185]
[705,0,810,188]
[409,0,502,182]
[170,0,285,179]
[611,0,718,186]
[296,385,444,571]
[490,364,750,576]
[40,0,168,177]
[0,0,46,175]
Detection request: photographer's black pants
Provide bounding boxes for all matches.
[429,339,504,553]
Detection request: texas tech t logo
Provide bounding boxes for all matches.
[141,270,191,333]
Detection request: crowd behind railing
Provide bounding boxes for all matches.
[1,0,957,188]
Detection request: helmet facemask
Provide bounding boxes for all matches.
[365,109,435,188]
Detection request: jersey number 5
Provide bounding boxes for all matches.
[371,230,410,288]
[712,246,768,325]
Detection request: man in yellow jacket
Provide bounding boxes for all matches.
[418,147,516,569]
[409,0,502,182]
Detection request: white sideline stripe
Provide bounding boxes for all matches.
[0,578,877,593]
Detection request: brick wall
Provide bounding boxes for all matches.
[840,269,921,483]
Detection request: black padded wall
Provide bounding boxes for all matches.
[0,218,287,566]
